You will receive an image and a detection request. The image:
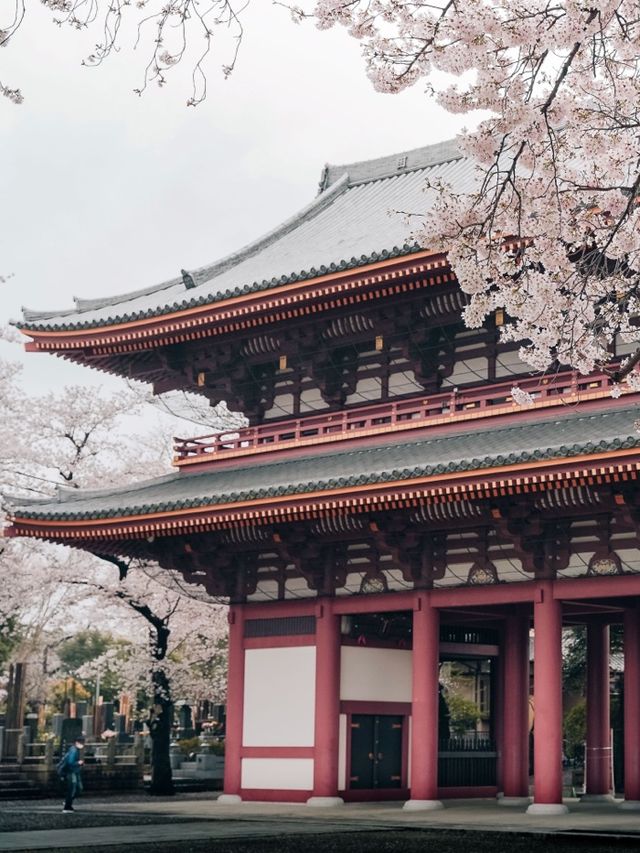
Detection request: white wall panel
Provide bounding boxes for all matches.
[340,646,412,702]
[241,758,314,790]
[243,646,316,746]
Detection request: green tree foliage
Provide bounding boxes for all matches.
[47,677,92,713]
[58,630,129,702]
[563,626,623,696]
[446,694,482,736]
[58,630,113,673]
[564,700,586,764]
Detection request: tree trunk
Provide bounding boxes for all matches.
[148,665,174,795]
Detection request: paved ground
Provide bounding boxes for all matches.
[1,795,640,852]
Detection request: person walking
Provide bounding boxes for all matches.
[58,736,85,813]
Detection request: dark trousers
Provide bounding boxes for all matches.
[63,772,83,809]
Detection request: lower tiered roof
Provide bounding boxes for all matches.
[5,403,640,539]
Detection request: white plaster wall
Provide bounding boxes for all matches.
[441,356,489,387]
[241,758,314,790]
[338,714,347,791]
[340,646,412,702]
[243,646,316,746]
[345,376,382,405]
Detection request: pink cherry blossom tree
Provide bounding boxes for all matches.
[307,0,640,387]
[0,353,231,794]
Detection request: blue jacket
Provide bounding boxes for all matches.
[60,745,82,775]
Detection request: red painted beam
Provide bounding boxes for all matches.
[432,582,539,608]
[332,591,416,614]
[554,574,640,600]
[240,747,314,759]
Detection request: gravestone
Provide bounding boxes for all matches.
[101,702,114,732]
[178,704,194,738]
[24,714,38,743]
[114,713,128,741]
[82,715,94,738]
[51,713,65,739]
[4,663,27,758]
[60,718,83,751]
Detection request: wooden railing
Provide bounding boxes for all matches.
[174,369,621,467]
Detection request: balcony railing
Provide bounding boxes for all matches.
[174,369,622,468]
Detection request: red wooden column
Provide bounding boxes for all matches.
[218,604,245,804]
[621,600,640,809]
[403,592,443,811]
[526,582,568,815]
[499,613,530,805]
[307,600,343,807]
[584,621,612,801]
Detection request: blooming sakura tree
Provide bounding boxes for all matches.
[310,1,640,387]
[0,358,230,793]
[67,558,228,795]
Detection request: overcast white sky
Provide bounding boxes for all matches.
[2,3,465,398]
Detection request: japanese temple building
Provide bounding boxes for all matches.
[7,138,640,813]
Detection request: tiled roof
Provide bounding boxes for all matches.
[19,139,474,333]
[7,405,639,522]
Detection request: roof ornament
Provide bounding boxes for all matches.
[318,164,329,195]
[181,269,197,290]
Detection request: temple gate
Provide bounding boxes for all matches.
[6,139,640,812]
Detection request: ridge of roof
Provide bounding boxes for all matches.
[21,175,353,323]
[319,138,462,192]
[2,472,179,510]
[72,278,181,315]
[190,173,351,287]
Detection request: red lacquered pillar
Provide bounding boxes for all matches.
[499,613,530,804]
[584,622,612,800]
[527,582,568,815]
[219,604,245,804]
[307,600,343,806]
[403,592,443,811]
[621,601,640,809]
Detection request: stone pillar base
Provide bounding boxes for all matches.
[402,799,444,812]
[526,802,569,816]
[306,796,344,808]
[217,794,243,805]
[497,796,531,807]
[580,793,614,803]
[619,800,640,811]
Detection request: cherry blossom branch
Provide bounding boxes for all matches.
[2,0,250,105]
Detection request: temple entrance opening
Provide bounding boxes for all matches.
[338,609,502,798]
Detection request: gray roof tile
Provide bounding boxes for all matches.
[7,405,639,521]
[20,139,475,333]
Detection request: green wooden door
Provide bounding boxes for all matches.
[349,714,403,789]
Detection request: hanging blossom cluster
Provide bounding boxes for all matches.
[312,0,640,385]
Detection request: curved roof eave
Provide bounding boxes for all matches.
[17,138,473,337]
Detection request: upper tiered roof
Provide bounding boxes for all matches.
[19,139,473,335]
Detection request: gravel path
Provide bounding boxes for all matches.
[6,829,638,853]
[0,811,207,833]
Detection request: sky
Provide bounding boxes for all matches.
[1,2,465,400]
